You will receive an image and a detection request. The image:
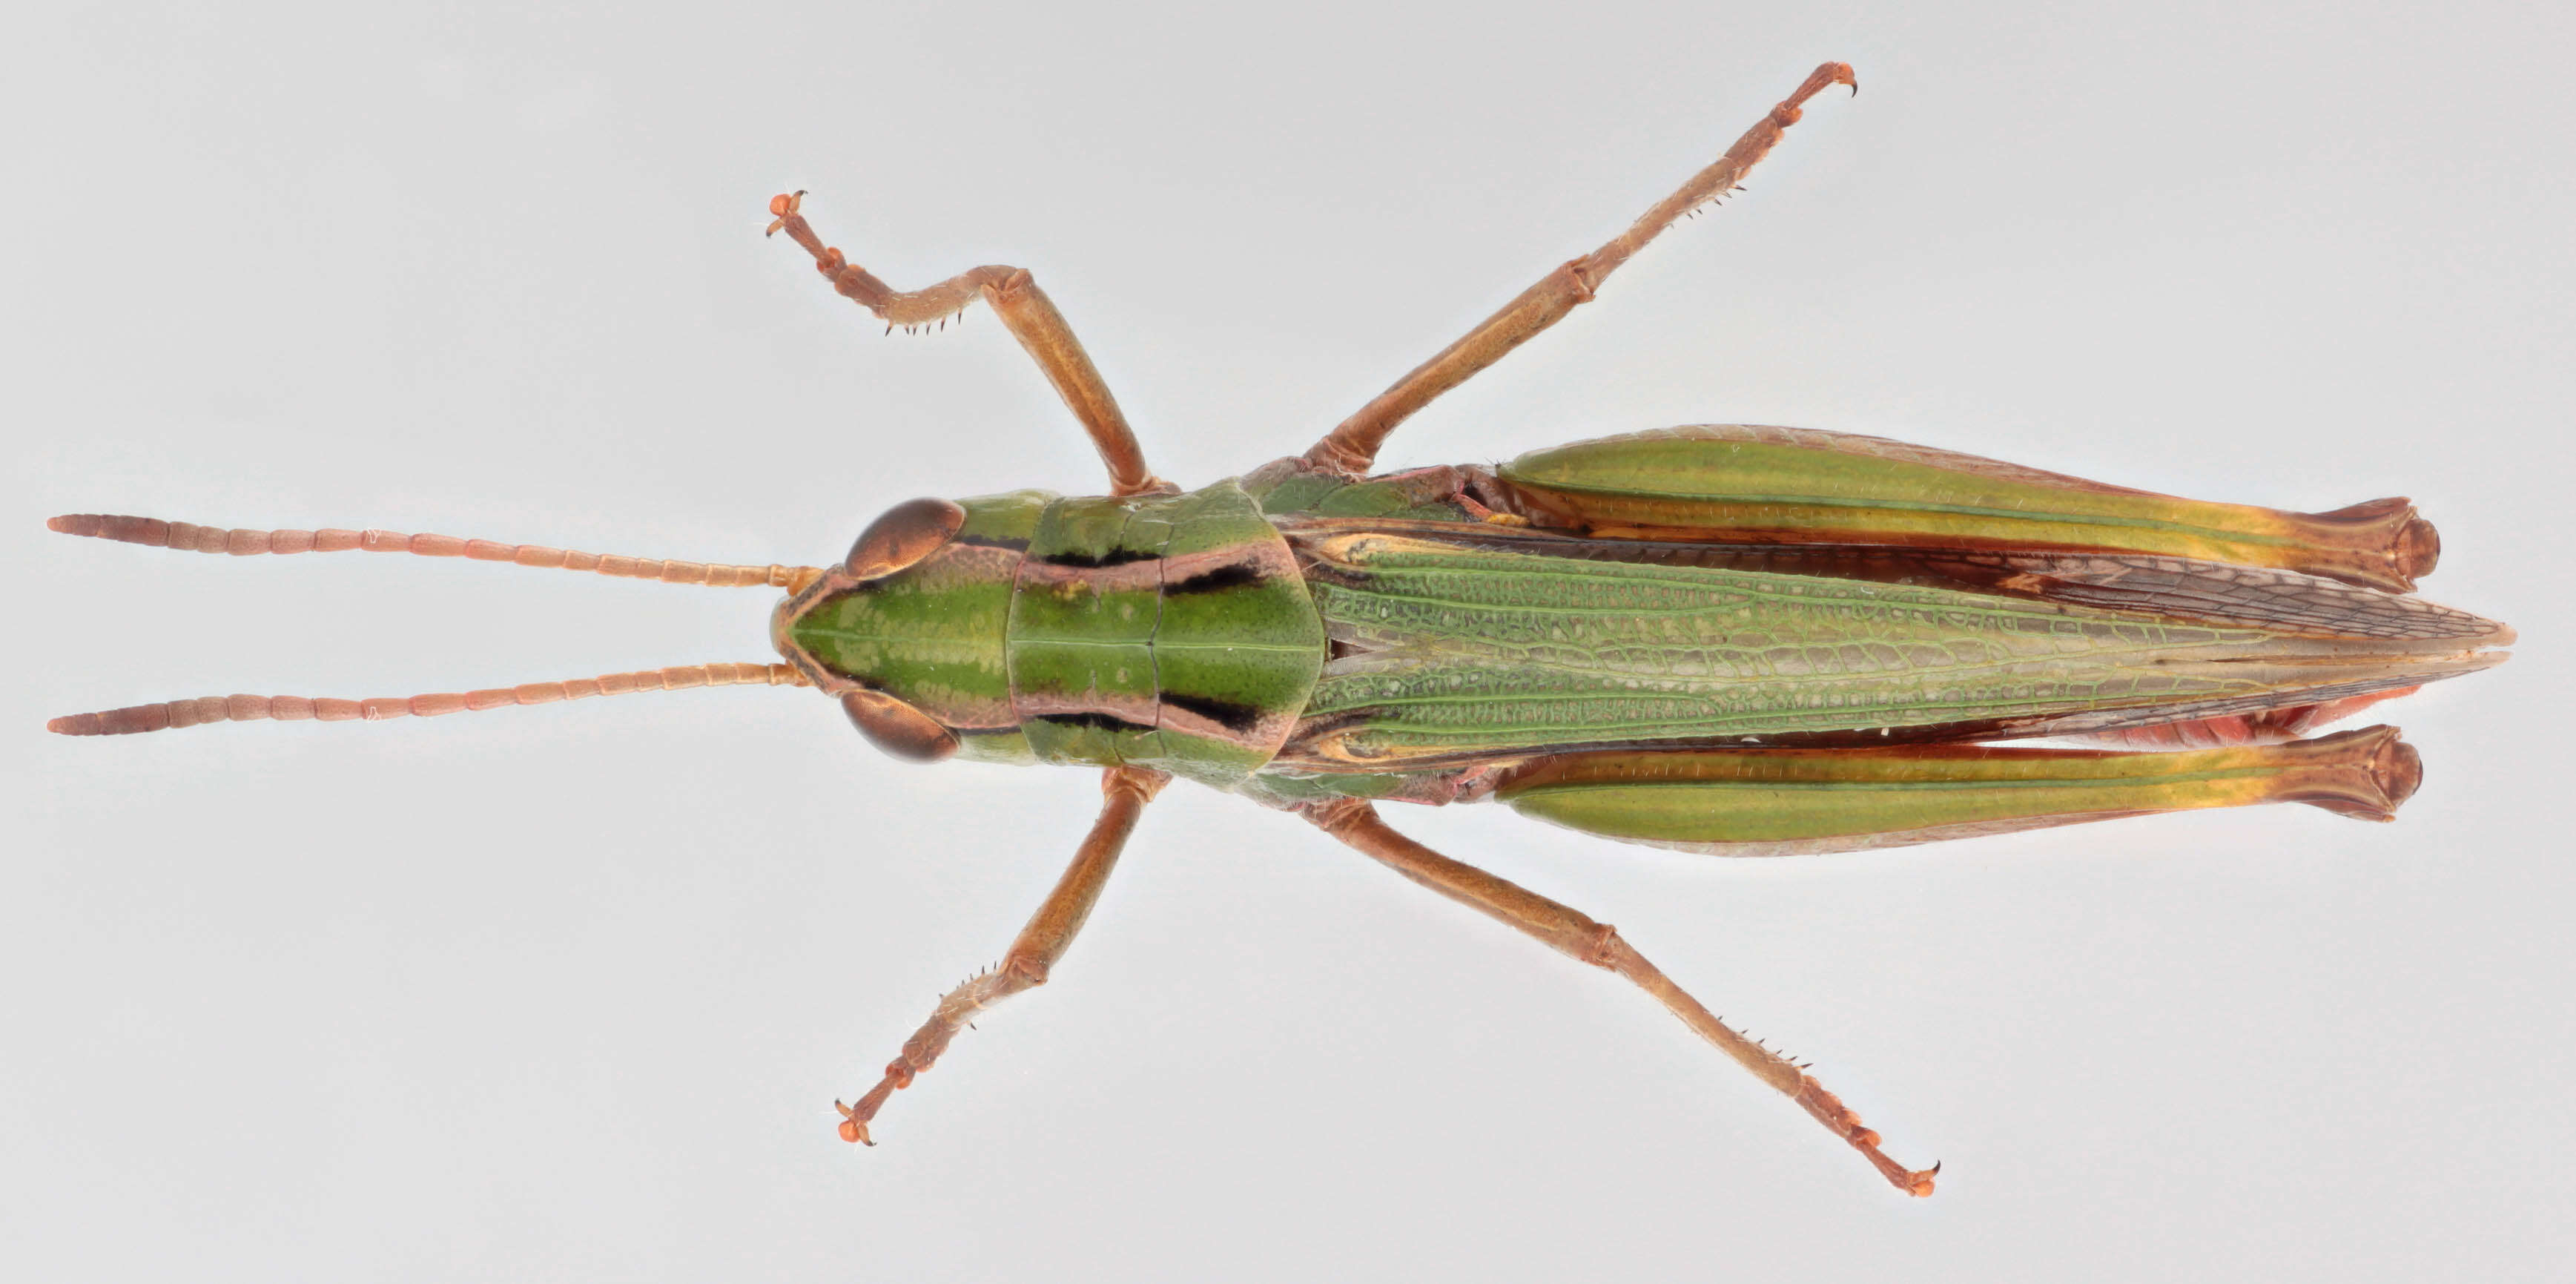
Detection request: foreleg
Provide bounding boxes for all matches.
[835,766,1169,1145]
[767,193,1170,497]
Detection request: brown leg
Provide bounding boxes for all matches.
[835,766,1170,1145]
[1302,796,1935,1196]
[1305,62,1857,476]
[766,193,1172,498]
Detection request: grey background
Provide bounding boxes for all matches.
[10,2,2573,1280]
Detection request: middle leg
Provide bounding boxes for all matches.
[1301,795,1936,1196]
[1305,62,1857,476]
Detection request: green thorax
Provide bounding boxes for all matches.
[787,481,1327,786]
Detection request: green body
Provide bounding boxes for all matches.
[780,427,2508,850]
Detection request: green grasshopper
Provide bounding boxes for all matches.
[47,63,2511,1196]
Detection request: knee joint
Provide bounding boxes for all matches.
[1004,953,1051,987]
[1582,922,1623,969]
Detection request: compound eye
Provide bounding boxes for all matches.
[845,498,967,580]
[839,689,959,763]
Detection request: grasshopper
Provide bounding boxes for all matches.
[47,63,2511,1196]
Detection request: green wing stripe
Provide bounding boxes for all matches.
[1496,726,2419,854]
[1495,427,2436,592]
[1296,532,2498,765]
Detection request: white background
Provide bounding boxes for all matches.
[10,2,2573,1280]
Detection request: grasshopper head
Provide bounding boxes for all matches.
[770,492,1052,765]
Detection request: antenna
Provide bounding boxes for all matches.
[48,514,826,591]
[47,513,832,735]
[49,662,813,735]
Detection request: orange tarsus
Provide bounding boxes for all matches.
[764,189,805,237]
[834,1101,872,1145]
